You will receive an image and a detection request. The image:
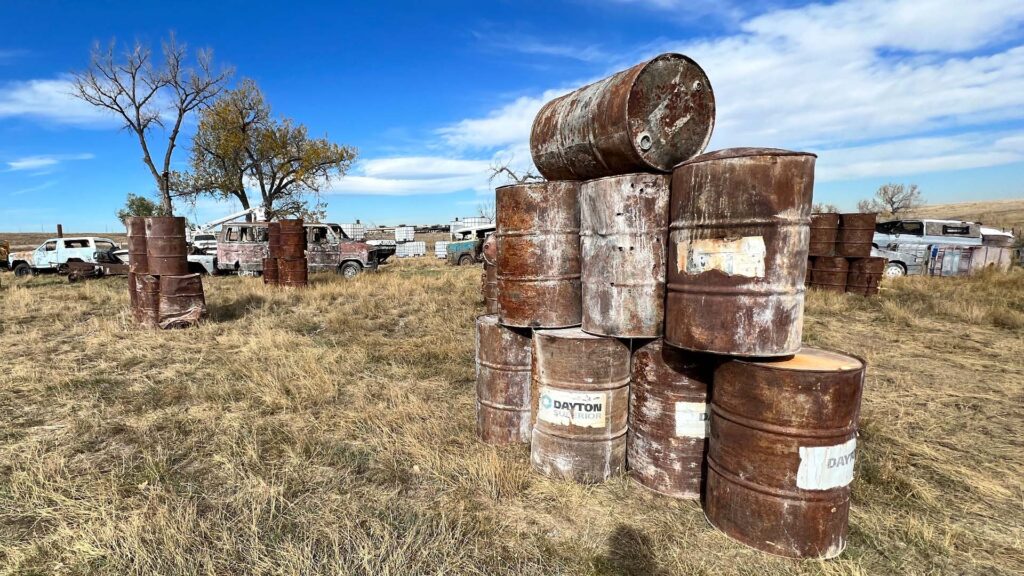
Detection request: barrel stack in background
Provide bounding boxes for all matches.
[846,256,886,296]
[126,216,207,329]
[277,219,308,288]
[809,256,850,293]
[475,314,532,445]
[806,212,885,296]
[264,221,281,286]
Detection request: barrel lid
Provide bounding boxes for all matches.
[675,147,817,168]
[746,347,863,372]
[535,326,597,340]
[477,313,500,325]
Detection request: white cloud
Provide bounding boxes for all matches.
[482,33,609,62]
[327,156,494,196]
[0,78,117,126]
[438,88,570,149]
[6,153,95,172]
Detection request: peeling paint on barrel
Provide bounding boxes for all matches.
[665,148,815,357]
[475,314,532,445]
[580,173,669,338]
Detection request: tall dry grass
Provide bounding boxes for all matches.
[0,260,1022,575]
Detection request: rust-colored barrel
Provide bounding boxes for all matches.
[836,213,876,258]
[278,257,308,287]
[496,181,582,328]
[628,340,713,499]
[530,53,715,180]
[666,148,815,357]
[475,314,532,445]
[144,216,188,276]
[808,213,839,257]
[127,271,139,318]
[530,328,630,483]
[580,173,669,338]
[126,217,149,274]
[482,262,498,314]
[278,219,306,259]
[809,256,849,293]
[137,274,160,328]
[706,348,865,559]
[263,257,279,285]
[158,274,207,329]
[846,257,886,296]
[482,234,497,264]
[267,221,282,258]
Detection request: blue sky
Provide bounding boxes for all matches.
[1,0,1023,231]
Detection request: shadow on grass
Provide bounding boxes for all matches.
[596,524,667,576]
[208,293,266,322]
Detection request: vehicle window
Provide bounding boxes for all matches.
[94,241,115,251]
[226,226,241,242]
[43,241,57,251]
[64,239,90,248]
[876,222,896,234]
[195,234,216,242]
[896,221,923,235]
[941,225,970,236]
[308,227,329,244]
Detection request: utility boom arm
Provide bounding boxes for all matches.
[192,207,267,234]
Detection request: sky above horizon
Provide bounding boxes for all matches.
[1,0,1023,232]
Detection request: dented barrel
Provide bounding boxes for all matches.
[666,148,815,357]
[531,53,715,180]
[706,348,865,559]
[137,274,160,328]
[627,340,712,499]
[496,181,582,328]
[836,213,876,258]
[580,173,670,338]
[263,257,279,286]
[278,219,306,260]
[475,314,532,445]
[808,213,839,257]
[144,217,188,276]
[846,257,886,296]
[531,328,630,483]
[809,256,849,293]
[158,274,207,329]
[126,217,148,275]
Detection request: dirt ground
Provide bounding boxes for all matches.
[0,259,1021,575]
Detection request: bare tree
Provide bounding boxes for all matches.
[858,183,925,216]
[812,202,840,213]
[71,34,232,213]
[488,159,544,185]
[477,199,496,220]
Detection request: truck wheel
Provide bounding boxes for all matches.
[458,254,474,266]
[13,263,32,277]
[883,262,906,278]
[340,262,362,278]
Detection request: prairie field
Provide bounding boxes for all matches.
[0,258,1022,575]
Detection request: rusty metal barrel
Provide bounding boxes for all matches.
[706,348,865,559]
[144,217,188,276]
[496,181,582,328]
[530,328,630,483]
[158,274,207,329]
[809,256,849,293]
[666,148,815,357]
[846,257,886,296]
[279,258,308,287]
[278,219,306,259]
[531,53,715,180]
[263,257,279,285]
[836,213,876,258]
[267,221,282,258]
[482,235,499,313]
[126,217,148,274]
[628,340,713,499]
[580,173,669,338]
[127,271,139,319]
[137,274,160,328]
[808,213,839,257]
[475,314,532,445]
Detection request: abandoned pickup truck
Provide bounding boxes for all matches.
[446,224,495,266]
[8,237,121,277]
[217,222,393,277]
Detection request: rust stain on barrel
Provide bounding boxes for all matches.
[475,314,532,445]
[263,257,279,286]
[809,256,849,293]
[496,181,582,328]
[279,257,309,287]
[581,173,669,338]
[278,219,307,260]
[126,217,148,275]
[836,213,876,258]
[628,340,713,499]
[846,257,886,296]
[531,53,715,180]
[530,328,630,483]
[144,216,188,276]
[808,213,839,257]
[482,235,499,314]
[706,347,865,559]
[666,148,815,357]
[137,274,160,328]
[158,274,207,329]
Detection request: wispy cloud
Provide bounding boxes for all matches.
[328,156,493,196]
[8,180,58,196]
[482,33,609,63]
[6,153,95,172]
[0,77,117,126]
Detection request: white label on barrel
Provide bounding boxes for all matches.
[797,437,857,490]
[677,236,766,277]
[537,387,607,428]
[674,402,709,438]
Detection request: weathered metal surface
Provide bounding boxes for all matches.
[475,314,532,445]
[482,234,497,264]
[128,271,138,317]
[580,173,669,338]
[627,340,712,499]
[531,53,715,180]
[144,217,188,276]
[706,348,865,559]
[846,257,886,296]
[306,223,380,273]
[263,257,279,285]
[496,181,582,328]
[278,257,308,287]
[126,217,148,274]
[666,148,815,357]
[836,213,876,258]
[158,274,207,329]
[267,221,282,256]
[530,328,630,483]
[278,219,306,259]
[808,213,839,257]
[482,235,499,313]
[137,274,160,328]
[809,256,849,293]
[217,222,269,272]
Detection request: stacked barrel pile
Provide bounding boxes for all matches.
[126,216,207,329]
[265,219,308,288]
[473,53,867,560]
[807,213,887,296]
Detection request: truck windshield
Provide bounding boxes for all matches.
[895,221,923,235]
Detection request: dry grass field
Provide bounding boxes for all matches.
[908,199,1024,232]
[0,258,1022,575]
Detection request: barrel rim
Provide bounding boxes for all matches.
[578,171,671,188]
[726,347,866,373]
[674,147,817,169]
[494,180,580,192]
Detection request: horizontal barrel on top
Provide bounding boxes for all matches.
[809,256,849,293]
[475,314,532,445]
[496,181,582,328]
[808,213,839,257]
[580,173,670,338]
[531,328,630,483]
[836,213,876,258]
[847,257,886,296]
[531,53,715,180]
[706,348,865,559]
[145,216,188,276]
[666,148,815,357]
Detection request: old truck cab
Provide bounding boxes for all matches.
[447,224,495,266]
[8,237,120,277]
